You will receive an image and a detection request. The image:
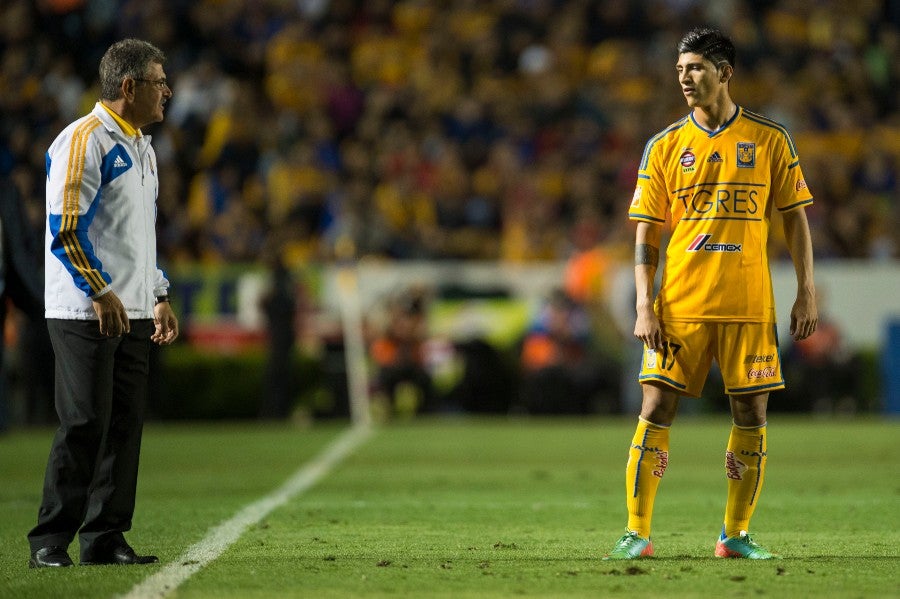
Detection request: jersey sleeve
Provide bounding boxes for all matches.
[628,137,668,224]
[772,130,813,213]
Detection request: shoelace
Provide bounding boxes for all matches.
[734,533,771,557]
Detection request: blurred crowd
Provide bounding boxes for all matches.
[1,0,898,271]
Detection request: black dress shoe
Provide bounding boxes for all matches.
[82,545,159,566]
[29,546,74,568]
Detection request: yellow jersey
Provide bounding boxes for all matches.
[628,107,812,323]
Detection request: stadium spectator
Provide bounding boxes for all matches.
[369,286,436,417]
[562,206,629,411]
[259,248,299,419]
[781,288,864,413]
[0,177,45,432]
[519,288,618,414]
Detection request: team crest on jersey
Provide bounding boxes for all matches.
[796,178,807,191]
[679,149,696,174]
[737,142,755,168]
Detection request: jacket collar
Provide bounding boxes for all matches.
[94,102,143,139]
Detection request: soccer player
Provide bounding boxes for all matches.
[603,27,817,560]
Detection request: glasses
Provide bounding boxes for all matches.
[134,78,170,90]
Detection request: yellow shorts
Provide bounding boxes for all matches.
[638,321,785,397]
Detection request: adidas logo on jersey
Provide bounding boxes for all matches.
[114,155,128,168]
[707,151,723,163]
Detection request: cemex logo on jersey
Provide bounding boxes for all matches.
[686,234,742,253]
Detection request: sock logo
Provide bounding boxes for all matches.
[725,450,747,480]
[653,450,669,478]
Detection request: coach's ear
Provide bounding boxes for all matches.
[121,77,136,101]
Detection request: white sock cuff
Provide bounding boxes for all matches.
[732,421,767,431]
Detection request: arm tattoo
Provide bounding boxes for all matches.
[635,243,659,267]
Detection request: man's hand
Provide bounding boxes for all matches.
[782,208,817,341]
[634,305,664,350]
[92,291,129,337]
[790,289,818,341]
[152,301,179,345]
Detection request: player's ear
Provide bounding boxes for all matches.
[719,64,733,84]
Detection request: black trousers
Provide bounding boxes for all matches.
[28,318,153,559]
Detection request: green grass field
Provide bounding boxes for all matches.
[1,416,897,598]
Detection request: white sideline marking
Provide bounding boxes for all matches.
[119,425,372,599]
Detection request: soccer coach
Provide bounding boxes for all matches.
[28,38,178,568]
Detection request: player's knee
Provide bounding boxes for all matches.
[729,393,768,427]
[640,383,679,425]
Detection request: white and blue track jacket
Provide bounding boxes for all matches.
[45,102,169,320]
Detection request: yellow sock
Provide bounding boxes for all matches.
[624,417,670,538]
[723,423,767,538]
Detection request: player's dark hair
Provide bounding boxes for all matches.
[677,27,735,69]
[99,38,166,100]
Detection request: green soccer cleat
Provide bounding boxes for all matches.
[715,530,780,559]
[602,530,654,560]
